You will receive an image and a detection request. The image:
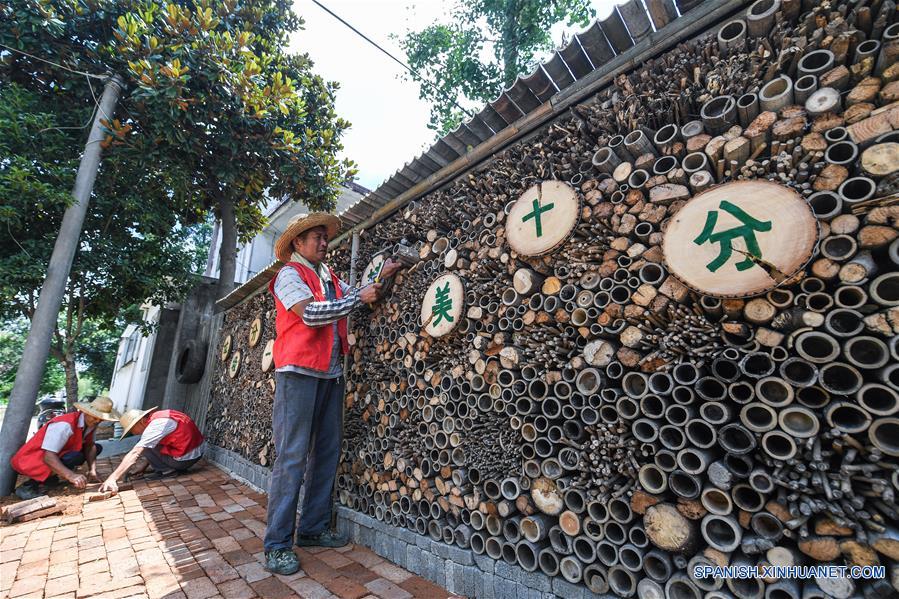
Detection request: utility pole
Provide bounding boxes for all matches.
[0,74,123,496]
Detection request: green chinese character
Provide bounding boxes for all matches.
[367,260,383,283]
[693,200,772,272]
[522,198,554,238]
[432,282,454,325]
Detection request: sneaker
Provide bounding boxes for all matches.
[296,530,349,548]
[265,548,300,575]
[14,482,41,500]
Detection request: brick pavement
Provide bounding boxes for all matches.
[0,459,455,599]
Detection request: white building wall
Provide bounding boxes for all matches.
[108,305,160,414]
[206,185,366,284]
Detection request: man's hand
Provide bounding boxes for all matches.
[99,478,118,494]
[379,259,403,279]
[68,473,87,489]
[359,283,382,304]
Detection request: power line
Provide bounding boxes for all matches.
[308,0,474,119]
[0,42,106,79]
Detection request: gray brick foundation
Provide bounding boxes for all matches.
[206,443,615,598]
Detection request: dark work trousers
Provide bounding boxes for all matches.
[23,444,104,489]
[263,371,344,551]
[60,442,102,469]
[142,446,201,472]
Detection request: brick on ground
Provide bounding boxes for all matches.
[1,457,448,599]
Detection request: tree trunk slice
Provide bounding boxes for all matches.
[584,339,617,366]
[228,350,241,379]
[248,317,262,348]
[542,276,562,295]
[848,112,892,145]
[861,143,899,177]
[631,489,662,515]
[644,503,698,553]
[506,181,580,257]
[663,181,818,298]
[813,164,849,192]
[220,334,232,362]
[261,339,275,372]
[798,536,841,561]
[513,268,545,295]
[420,273,465,338]
[361,252,386,285]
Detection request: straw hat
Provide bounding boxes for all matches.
[119,407,158,438]
[274,212,340,263]
[73,396,121,422]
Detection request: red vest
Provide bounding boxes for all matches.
[150,410,204,458]
[11,412,93,482]
[268,262,349,371]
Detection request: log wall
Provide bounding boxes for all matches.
[208,0,899,596]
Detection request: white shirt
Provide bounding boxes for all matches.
[137,417,205,461]
[41,412,96,453]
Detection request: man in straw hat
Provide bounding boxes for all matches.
[10,396,119,499]
[99,407,204,493]
[263,212,402,575]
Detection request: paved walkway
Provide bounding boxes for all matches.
[1,459,454,599]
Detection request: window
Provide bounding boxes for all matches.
[120,329,142,367]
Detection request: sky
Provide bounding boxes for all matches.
[289,0,623,192]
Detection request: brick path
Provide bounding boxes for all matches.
[0,459,454,599]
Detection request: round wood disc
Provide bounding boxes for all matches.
[220,334,232,362]
[663,181,818,298]
[261,339,275,372]
[361,252,387,285]
[506,180,580,256]
[228,350,241,379]
[861,142,899,177]
[420,273,465,338]
[248,317,263,348]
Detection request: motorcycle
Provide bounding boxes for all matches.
[37,397,67,428]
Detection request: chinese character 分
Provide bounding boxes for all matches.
[693,200,772,272]
[432,282,454,325]
[522,197,554,238]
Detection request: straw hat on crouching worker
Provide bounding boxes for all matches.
[274,212,341,263]
[73,396,121,421]
[119,407,158,438]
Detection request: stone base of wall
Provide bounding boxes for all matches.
[206,444,613,599]
[206,444,270,493]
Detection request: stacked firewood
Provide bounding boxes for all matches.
[207,292,276,467]
[208,0,899,596]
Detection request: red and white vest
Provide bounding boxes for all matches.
[11,412,93,482]
[150,410,204,458]
[268,262,349,371]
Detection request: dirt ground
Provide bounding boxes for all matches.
[0,477,89,520]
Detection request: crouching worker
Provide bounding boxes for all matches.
[99,407,204,493]
[11,397,120,500]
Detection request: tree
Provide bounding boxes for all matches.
[2,0,356,300]
[400,0,595,134]
[0,320,65,404]
[0,82,197,405]
[71,318,121,396]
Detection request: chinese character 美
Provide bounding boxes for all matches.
[693,200,772,272]
[367,260,383,284]
[432,282,454,325]
[522,197,554,238]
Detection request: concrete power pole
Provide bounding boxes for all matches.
[0,74,123,496]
